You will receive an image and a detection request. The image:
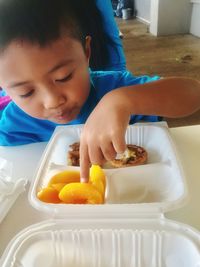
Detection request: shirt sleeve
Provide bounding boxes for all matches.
[116,70,160,87]
[116,71,163,123]
[91,70,160,95]
[91,70,162,123]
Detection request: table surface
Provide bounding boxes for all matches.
[0,125,200,257]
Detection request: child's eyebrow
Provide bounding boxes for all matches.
[47,59,73,74]
[8,81,30,89]
[8,60,73,89]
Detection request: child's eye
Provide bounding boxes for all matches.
[55,73,73,83]
[20,90,34,98]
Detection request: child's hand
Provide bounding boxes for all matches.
[80,90,131,182]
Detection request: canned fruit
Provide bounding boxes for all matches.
[48,170,80,186]
[59,183,103,204]
[37,187,61,203]
[37,165,106,204]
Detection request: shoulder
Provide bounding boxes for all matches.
[0,102,55,146]
[90,70,133,92]
[90,70,160,94]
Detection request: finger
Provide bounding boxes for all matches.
[101,141,117,161]
[80,142,90,183]
[112,135,127,154]
[88,145,105,166]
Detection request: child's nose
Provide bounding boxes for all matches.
[43,90,66,110]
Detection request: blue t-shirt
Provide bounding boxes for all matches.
[0,71,160,146]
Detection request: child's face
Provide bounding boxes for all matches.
[0,36,91,123]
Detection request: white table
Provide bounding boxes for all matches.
[0,125,200,257]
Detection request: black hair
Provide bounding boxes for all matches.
[0,0,114,70]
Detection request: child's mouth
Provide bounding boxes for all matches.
[54,111,72,121]
[51,107,79,123]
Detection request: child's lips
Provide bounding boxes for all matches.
[52,107,78,122]
[53,110,72,120]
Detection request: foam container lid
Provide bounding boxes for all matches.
[1,123,200,266]
[1,218,200,266]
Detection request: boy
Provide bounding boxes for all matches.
[0,0,199,181]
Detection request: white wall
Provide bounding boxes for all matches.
[150,0,192,36]
[190,1,200,37]
[149,0,159,35]
[135,0,199,37]
[134,0,151,24]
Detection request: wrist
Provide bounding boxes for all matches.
[107,88,135,116]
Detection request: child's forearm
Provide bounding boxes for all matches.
[109,77,200,118]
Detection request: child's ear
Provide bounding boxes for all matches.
[85,36,91,63]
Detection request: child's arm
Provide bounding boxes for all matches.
[80,77,200,182]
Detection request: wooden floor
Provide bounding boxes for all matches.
[117,18,200,127]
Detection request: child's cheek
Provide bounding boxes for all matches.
[13,97,43,119]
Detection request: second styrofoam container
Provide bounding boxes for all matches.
[1,217,200,267]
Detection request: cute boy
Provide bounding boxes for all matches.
[0,0,200,181]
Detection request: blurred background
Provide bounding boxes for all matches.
[112,0,200,127]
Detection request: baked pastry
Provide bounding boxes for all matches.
[68,142,80,166]
[110,144,147,168]
[68,142,147,168]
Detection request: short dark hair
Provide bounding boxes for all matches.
[0,0,112,69]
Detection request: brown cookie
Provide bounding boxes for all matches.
[67,142,147,168]
[110,144,147,168]
[68,142,80,166]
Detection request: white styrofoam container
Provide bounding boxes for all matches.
[1,123,200,266]
[28,123,188,217]
[0,157,27,224]
[0,179,26,224]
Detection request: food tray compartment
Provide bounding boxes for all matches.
[29,123,187,215]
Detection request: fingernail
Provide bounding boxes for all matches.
[80,177,88,183]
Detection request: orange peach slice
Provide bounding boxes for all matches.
[51,183,66,192]
[89,165,106,196]
[37,187,61,203]
[90,165,106,187]
[89,179,105,197]
[48,170,80,186]
[59,183,103,204]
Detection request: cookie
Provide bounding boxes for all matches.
[110,144,147,168]
[68,142,147,168]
